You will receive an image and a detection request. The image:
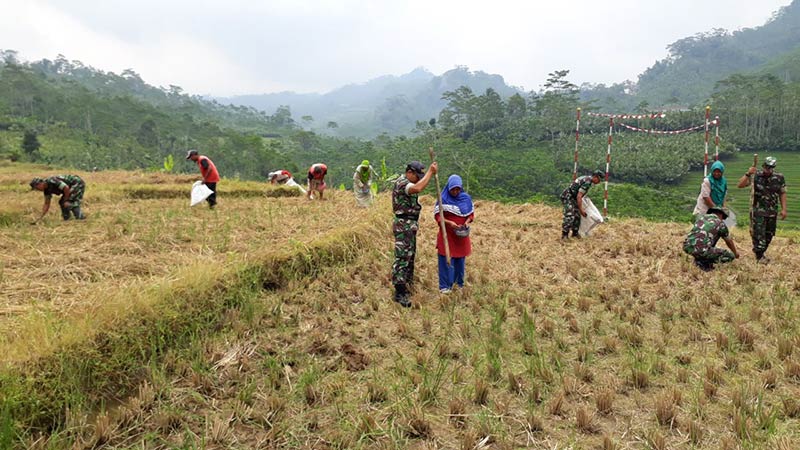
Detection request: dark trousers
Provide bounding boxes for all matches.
[205,182,217,207]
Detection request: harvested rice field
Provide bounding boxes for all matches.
[2,163,800,449]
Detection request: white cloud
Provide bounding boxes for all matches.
[1,0,792,95]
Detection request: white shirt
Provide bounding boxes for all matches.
[693,178,712,215]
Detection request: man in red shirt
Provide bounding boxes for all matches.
[186,149,220,209]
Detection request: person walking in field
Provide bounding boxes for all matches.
[307,163,327,200]
[353,160,377,207]
[392,160,437,307]
[186,149,220,209]
[560,170,603,240]
[433,174,474,293]
[737,156,787,262]
[693,160,728,217]
[683,207,739,271]
[29,175,86,221]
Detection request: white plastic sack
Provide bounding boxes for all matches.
[190,181,214,206]
[285,178,307,194]
[579,197,604,237]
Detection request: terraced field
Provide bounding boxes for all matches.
[1,163,799,449]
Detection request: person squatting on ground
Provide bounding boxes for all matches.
[268,169,292,185]
[683,207,739,271]
[737,156,787,262]
[186,149,220,209]
[353,160,377,207]
[307,163,327,200]
[693,160,727,217]
[433,174,474,294]
[391,160,437,307]
[29,175,86,221]
[560,170,603,240]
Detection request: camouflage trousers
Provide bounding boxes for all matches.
[60,178,85,220]
[561,197,579,235]
[750,214,776,255]
[391,218,418,286]
[685,246,736,265]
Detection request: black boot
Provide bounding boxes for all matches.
[694,259,713,272]
[561,232,569,240]
[572,230,581,239]
[393,284,411,308]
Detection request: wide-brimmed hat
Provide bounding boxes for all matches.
[707,207,729,220]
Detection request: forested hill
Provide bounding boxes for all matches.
[0,50,295,177]
[216,66,521,138]
[633,0,800,107]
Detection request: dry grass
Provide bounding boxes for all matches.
[4,164,800,448]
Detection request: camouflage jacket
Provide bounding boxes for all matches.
[561,175,593,201]
[743,171,786,217]
[42,175,83,198]
[683,214,729,253]
[392,175,421,219]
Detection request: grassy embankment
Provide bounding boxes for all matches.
[671,151,800,230]
[2,162,799,449]
[0,163,387,444]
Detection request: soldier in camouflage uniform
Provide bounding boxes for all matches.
[683,207,739,271]
[391,160,437,307]
[560,170,603,239]
[29,175,86,221]
[737,156,787,262]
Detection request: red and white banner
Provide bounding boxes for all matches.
[618,120,718,135]
[586,112,667,119]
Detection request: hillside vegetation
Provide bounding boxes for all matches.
[1,166,799,449]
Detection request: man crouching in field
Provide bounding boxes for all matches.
[30,175,86,222]
[683,207,739,271]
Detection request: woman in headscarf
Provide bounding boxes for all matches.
[693,160,727,217]
[433,174,474,293]
[353,160,377,207]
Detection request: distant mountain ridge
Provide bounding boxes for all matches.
[215,66,521,138]
[583,0,800,110]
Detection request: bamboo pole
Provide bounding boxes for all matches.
[429,147,450,265]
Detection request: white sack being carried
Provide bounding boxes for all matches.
[579,197,604,237]
[190,181,214,206]
[285,178,307,194]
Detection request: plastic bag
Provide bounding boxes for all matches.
[579,197,604,236]
[285,178,307,194]
[190,181,214,206]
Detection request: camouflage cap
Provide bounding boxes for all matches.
[763,156,777,167]
[592,170,604,178]
[29,177,45,189]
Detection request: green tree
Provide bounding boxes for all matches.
[21,130,40,159]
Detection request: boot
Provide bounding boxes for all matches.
[561,232,569,240]
[393,284,411,308]
[572,230,581,239]
[694,259,713,272]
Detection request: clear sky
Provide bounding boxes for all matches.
[0,0,792,96]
